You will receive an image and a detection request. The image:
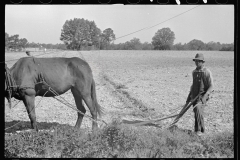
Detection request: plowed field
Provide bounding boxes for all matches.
[5,50,234,137]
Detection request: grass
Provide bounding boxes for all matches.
[5,118,234,158]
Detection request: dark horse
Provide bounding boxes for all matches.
[5,57,103,131]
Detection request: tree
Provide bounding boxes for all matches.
[129,38,142,50]
[27,42,38,48]
[8,34,20,50]
[103,28,115,42]
[100,28,116,50]
[86,21,101,48]
[220,43,234,51]
[112,43,125,50]
[142,42,153,50]
[151,28,175,50]
[60,18,101,50]
[18,38,28,49]
[123,41,132,50]
[55,43,67,50]
[187,39,205,50]
[205,41,222,51]
[5,32,9,47]
[172,42,184,50]
[122,38,142,50]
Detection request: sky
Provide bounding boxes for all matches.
[5,5,234,45]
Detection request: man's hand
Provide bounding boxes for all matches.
[201,93,209,104]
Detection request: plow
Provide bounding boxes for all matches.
[5,88,210,132]
[121,91,212,129]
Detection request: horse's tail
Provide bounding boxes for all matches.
[91,79,104,118]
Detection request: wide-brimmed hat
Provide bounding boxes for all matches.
[193,53,205,62]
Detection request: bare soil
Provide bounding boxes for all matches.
[5,50,234,137]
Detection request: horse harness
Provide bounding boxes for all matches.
[5,58,49,99]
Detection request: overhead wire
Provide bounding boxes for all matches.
[3,5,201,64]
[114,5,201,42]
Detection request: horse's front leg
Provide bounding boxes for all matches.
[22,89,38,131]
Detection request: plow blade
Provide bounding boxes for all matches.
[122,113,178,127]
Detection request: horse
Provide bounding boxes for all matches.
[5,56,103,132]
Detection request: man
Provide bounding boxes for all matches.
[186,53,214,136]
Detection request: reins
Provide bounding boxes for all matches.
[44,84,108,126]
[5,69,17,109]
[5,75,108,131]
[5,90,49,131]
[5,69,212,132]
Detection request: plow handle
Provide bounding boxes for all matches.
[169,91,207,128]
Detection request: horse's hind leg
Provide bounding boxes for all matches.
[71,88,86,130]
[81,93,98,131]
[22,93,38,131]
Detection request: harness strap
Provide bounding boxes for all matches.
[5,64,107,127]
[5,69,15,109]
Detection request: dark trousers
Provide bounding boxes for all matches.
[193,101,205,133]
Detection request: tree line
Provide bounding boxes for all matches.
[5,33,67,51]
[5,17,234,52]
[108,38,233,51]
